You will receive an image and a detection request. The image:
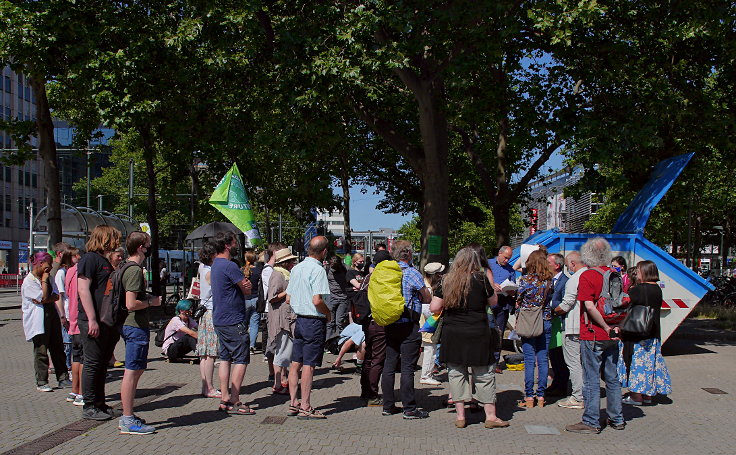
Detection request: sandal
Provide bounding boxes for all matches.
[272,385,289,395]
[297,407,326,420]
[218,400,233,412]
[330,363,345,373]
[517,397,535,408]
[536,397,545,408]
[287,402,301,417]
[229,402,256,415]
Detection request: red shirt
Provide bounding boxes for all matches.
[578,266,611,341]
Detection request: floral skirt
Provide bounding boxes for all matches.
[618,338,672,396]
[195,310,219,357]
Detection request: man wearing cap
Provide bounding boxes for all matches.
[488,246,516,372]
[286,236,331,419]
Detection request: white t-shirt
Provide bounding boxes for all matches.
[54,267,69,319]
[198,263,213,310]
[260,265,273,313]
[21,274,57,341]
[162,316,198,354]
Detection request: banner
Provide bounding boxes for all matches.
[209,164,263,246]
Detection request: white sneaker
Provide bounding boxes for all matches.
[420,377,441,386]
[73,395,85,406]
[557,396,584,409]
[36,384,53,392]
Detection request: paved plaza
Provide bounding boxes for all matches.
[1,291,734,455]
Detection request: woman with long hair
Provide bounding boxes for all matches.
[516,249,554,408]
[242,250,262,354]
[618,260,671,405]
[195,241,221,398]
[429,247,507,429]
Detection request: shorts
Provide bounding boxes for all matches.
[120,325,150,371]
[291,316,327,367]
[72,334,84,363]
[214,323,250,365]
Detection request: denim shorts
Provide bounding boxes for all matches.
[214,323,250,365]
[71,334,84,363]
[121,325,150,371]
[291,316,327,367]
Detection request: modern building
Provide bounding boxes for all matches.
[315,210,346,237]
[1,66,113,272]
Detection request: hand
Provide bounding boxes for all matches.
[41,271,50,282]
[324,311,332,324]
[61,317,70,331]
[492,283,502,293]
[554,306,566,315]
[87,319,100,338]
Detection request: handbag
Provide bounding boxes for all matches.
[430,315,444,344]
[514,279,551,338]
[619,304,655,337]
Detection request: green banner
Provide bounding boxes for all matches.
[209,163,263,246]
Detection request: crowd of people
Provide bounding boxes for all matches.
[20,225,672,434]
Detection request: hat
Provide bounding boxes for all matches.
[273,248,297,264]
[424,262,446,275]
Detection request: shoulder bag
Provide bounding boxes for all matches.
[515,279,550,338]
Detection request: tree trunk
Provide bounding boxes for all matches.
[140,128,161,295]
[29,77,62,246]
[493,202,512,249]
[416,80,449,267]
[339,153,352,255]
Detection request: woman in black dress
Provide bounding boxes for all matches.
[430,247,508,429]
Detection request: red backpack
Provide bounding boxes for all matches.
[584,267,629,329]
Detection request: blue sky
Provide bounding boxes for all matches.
[341,151,567,231]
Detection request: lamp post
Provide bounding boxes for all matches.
[714,225,725,274]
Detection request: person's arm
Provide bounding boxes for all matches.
[77,276,99,337]
[234,264,252,295]
[418,286,431,304]
[177,324,198,338]
[313,294,331,322]
[125,291,161,311]
[583,300,619,338]
[429,295,444,313]
[349,278,361,289]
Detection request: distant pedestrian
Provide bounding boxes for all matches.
[22,252,70,393]
[195,241,220,398]
[242,251,262,354]
[286,236,331,420]
[65,248,85,406]
[325,253,350,350]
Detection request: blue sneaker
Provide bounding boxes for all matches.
[119,418,155,435]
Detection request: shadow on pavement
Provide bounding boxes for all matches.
[662,338,717,357]
[153,409,230,430]
[137,393,201,412]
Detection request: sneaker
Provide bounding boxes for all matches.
[73,395,85,406]
[36,384,53,392]
[607,418,626,430]
[557,397,584,409]
[58,379,73,389]
[420,377,441,386]
[82,407,113,421]
[250,347,256,355]
[403,409,429,420]
[622,396,643,406]
[382,406,402,416]
[66,392,78,402]
[119,418,155,435]
[565,422,601,434]
[101,405,123,418]
[366,397,383,407]
[118,416,147,429]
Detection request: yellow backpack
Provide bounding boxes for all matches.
[367,260,406,326]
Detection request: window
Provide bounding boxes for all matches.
[18,198,23,213]
[4,76,10,93]
[31,173,37,188]
[24,86,30,101]
[18,169,23,185]
[4,107,10,121]
[5,195,10,211]
[17,80,22,96]
[4,219,10,228]
[24,171,30,186]
[0,165,3,181]
[4,167,10,181]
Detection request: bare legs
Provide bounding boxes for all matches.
[121,369,144,416]
[218,361,247,404]
[288,361,316,410]
[199,355,217,395]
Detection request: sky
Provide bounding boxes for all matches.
[341,151,567,231]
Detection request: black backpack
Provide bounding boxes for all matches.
[154,316,178,348]
[351,273,372,325]
[99,261,139,327]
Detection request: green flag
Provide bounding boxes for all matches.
[209,164,263,246]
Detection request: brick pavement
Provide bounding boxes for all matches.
[1,306,735,455]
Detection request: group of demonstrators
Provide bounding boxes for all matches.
[20,224,671,434]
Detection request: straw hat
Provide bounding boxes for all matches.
[273,248,297,264]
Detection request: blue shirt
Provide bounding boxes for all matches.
[286,257,331,317]
[489,257,516,310]
[211,258,246,326]
[396,261,425,324]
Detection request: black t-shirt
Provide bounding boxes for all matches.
[345,269,364,300]
[627,283,662,340]
[77,252,113,322]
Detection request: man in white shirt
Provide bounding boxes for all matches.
[554,251,587,409]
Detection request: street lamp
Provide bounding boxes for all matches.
[713,225,724,274]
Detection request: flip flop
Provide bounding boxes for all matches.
[287,402,301,416]
[229,402,255,415]
[218,400,233,412]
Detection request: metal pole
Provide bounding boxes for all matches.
[28,199,34,260]
[279,211,282,242]
[686,194,692,269]
[128,159,134,218]
[86,151,91,208]
[720,230,725,274]
[98,194,103,211]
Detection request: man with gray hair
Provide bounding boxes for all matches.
[554,251,587,409]
[381,240,431,419]
[488,246,516,371]
[566,237,625,434]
